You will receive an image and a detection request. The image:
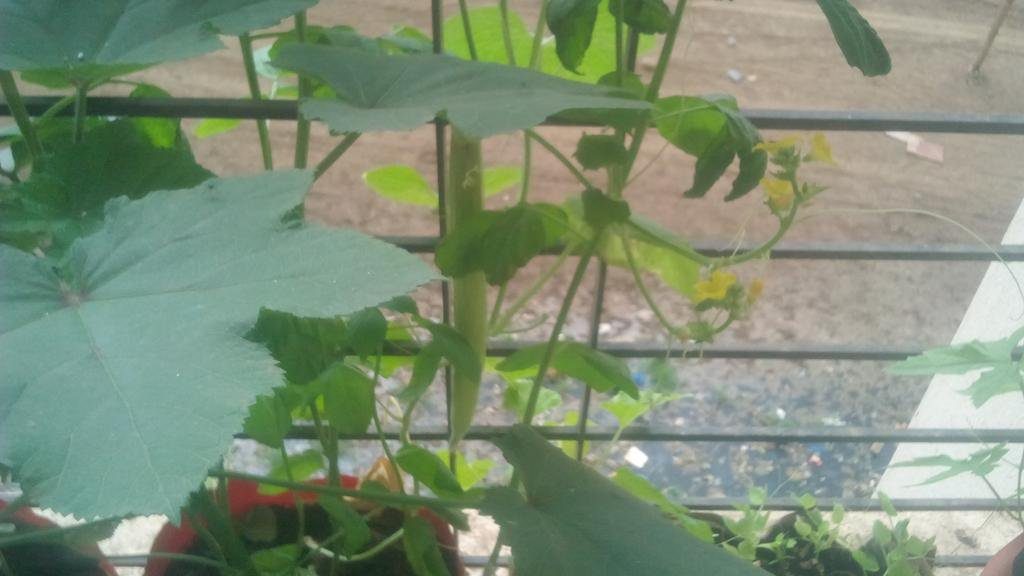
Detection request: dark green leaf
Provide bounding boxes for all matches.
[582,188,630,230]
[686,135,734,198]
[272,44,648,138]
[243,388,300,448]
[0,120,212,256]
[481,425,768,576]
[403,515,452,576]
[497,341,638,398]
[399,343,444,405]
[346,307,387,358]
[248,308,349,386]
[608,0,672,34]
[547,0,602,72]
[727,148,768,201]
[316,364,375,436]
[251,544,300,574]
[382,295,420,316]
[396,444,464,497]
[0,171,434,520]
[815,0,892,77]
[0,0,318,84]
[575,134,628,170]
[318,494,372,556]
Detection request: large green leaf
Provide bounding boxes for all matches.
[0,120,213,256]
[0,171,434,520]
[815,0,892,77]
[548,0,602,72]
[272,44,648,139]
[481,425,769,576]
[0,0,317,84]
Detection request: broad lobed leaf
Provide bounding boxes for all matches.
[0,171,434,520]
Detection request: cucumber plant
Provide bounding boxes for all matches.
[0,1,892,575]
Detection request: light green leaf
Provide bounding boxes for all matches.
[403,515,452,576]
[0,0,318,85]
[963,363,1023,407]
[396,444,464,497]
[602,390,682,430]
[363,165,438,207]
[437,450,495,490]
[260,450,324,495]
[482,166,523,198]
[251,544,300,574]
[548,0,602,72]
[0,171,434,520]
[195,118,243,139]
[890,445,1009,486]
[600,219,701,297]
[503,377,563,419]
[0,120,212,256]
[315,363,375,436]
[318,494,372,556]
[129,83,180,149]
[272,44,648,139]
[481,425,769,576]
[497,341,638,398]
[889,328,1024,375]
[815,0,892,77]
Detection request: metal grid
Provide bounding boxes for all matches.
[4,0,1024,569]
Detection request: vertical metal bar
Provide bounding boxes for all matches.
[431,0,457,471]
[575,264,608,460]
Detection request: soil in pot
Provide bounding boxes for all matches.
[757,512,863,576]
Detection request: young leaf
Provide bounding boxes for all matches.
[315,363,375,436]
[503,377,564,419]
[243,387,300,448]
[250,544,301,574]
[437,450,495,490]
[547,0,602,72]
[481,425,767,576]
[260,450,324,495]
[482,166,524,198]
[575,134,628,170]
[602,390,682,431]
[0,0,318,85]
[0,171,434,521]
[497,341,639,398]
[345,307,388,359]
[272,44,648,138]
[363,165,438,207]
[582,188,631,230]
[815,0,892,77]
[0,120,212,256]
[403,515,453,576]
[889,444,1009,486]
[195,118,243,139]
[395,444,464,497]
[608,0,673,34]
[247,308,349,386]
[129,83,180,149]
[318,494,372,556]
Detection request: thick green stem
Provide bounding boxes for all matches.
[239,33,273,170]
[72,82,88,143]
[0,70,41,161]
[293,11,312,168]
[314,133,361,179]
[448,129,488,446]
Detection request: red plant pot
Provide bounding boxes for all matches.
[145,477,465,576]
[0,498,117,576]
[981,532,1024,576]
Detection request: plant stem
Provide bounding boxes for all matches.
[109,553,233,571]
[622,235,679,336]
[293,11,312,168]
[239,33,273,170]
[314,132,361,179]
[530,1,549,69]
[525,129,595,190]
[371,347,403,492]
[457,0,480,60]
[183,510,230,566]
[491,243,573,335]
[305,527,405,563]
[522,241,597,423]
[448,129,488,447]
[0,70,42,161]
[489,283,509,327]
[213,470,476,511]
[72,82,89,143]
[498,0,517,66]
[278,446,307,546]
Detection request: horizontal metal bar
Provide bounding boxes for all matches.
[259,424,1024,444]
[6,96,1024,134]
[684,497,1008,512]
[382,235,1024,262]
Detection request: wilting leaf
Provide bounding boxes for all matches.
[815,0,892,77]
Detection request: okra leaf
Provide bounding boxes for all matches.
[655,95,766,200]
[497,342,639,398]
[608,0,673,34]
[889,327,1024,375]
[395,444,464,497]
[247,308,349,386]
[0,171,434,520]
[272,44,648,138]
[547,0,603,72]
[0,0,318,85]
[890,445,1009,486]
[602,390,682,430]
[815,0,892,77]
[481,425,769,576]
[0,120,213,256]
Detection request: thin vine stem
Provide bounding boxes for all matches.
[305,527,405,563]
[0,70,41,161]
[498,0,517,66]
[239,33,273,170]
[293,11,312,168]
[314,132,361,179]
[457,0,480,60]
[525,129,595,190]
[491,243,574,335]
[370,347,403,493]
[108,553,233,571]
[213,470,477,511]
[278,446,308,546]
[72,82,89,143]
[621,235,679,337]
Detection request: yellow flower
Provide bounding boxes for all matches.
[748,278,765,303]
[762,177,795,212]
[693,270,737,303]
[755,136,800,154]
[806,133,836,164]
